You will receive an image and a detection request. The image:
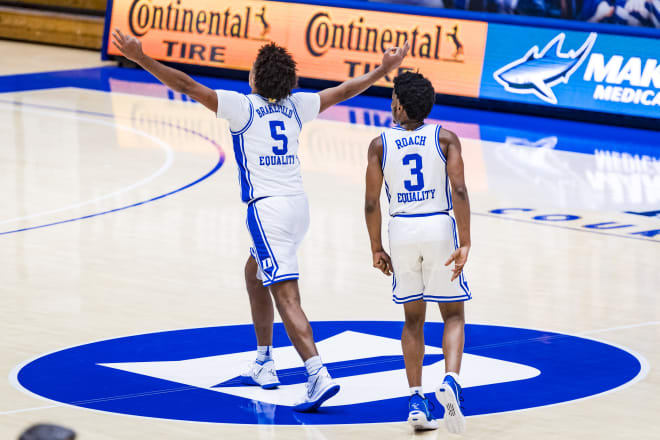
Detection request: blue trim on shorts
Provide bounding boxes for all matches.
[449,215,472,299]
[393,211,450,218]
[422,293,471,303]
[392,293,424,304]
[246,202,279,281]
[248,196,268,205]
[263,273,299,286]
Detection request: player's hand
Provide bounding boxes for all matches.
[445,245,470,282]
[380,40,410,73]
[592,1,615,20]
[372,250,392,276]
[111,29,145,62]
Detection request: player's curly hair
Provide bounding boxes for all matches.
[253,43,297,102]
[393,72,435,121]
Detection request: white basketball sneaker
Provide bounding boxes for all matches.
[435,374,466,434]
[292,367,340,412]
[240,360,281,389]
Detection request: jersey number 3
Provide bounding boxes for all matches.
[270,121,288,155]
[403,153,424,191]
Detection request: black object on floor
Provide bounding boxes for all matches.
[19,424,76,440]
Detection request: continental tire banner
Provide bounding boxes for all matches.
[103,0,488,97]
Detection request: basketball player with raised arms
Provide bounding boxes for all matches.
[111,29,409,412]
[364,72,470,431]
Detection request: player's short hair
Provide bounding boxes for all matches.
[393,72,435,121]
[253,43,297,102]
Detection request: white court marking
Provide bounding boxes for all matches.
[4,321,654,417]
[99,330,540,407]
[0,103,175,226]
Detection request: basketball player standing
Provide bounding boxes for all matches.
[365,72,470,431]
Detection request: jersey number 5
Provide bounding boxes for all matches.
[403,153,424,191]
[269,121,288,155]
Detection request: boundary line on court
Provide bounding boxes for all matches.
[0,99,226,236]
[473,212,659,243]
[0,104,175,227]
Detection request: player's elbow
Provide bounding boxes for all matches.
[365,199,379,214]
[453,184,469,201]
[177,76,194,95]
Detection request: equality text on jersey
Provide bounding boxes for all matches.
[397,189,436,203]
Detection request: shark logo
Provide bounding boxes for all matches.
[493,33,597,104]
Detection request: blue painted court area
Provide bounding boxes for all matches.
[14,321,644,425]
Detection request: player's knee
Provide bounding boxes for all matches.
[404,313,425,330]
[272,289,300,311]
[439,302,465,323]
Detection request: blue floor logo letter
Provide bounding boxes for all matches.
[493,33,597,104]
[12,321,645,425]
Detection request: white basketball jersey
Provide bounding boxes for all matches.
[216,90,320,202]
[381,124,452,216]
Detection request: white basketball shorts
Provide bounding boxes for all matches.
[388,212,472,304]
[246,194,310,287]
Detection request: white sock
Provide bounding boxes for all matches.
[409,386,423,396]
[445,372,460,383]
[256,345,273,364]
[304,355,324,376]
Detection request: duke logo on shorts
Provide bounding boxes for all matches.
[381,124,472,303]
[216,90,320,286]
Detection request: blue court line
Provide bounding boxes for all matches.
[0,100,226,236]
[1,100,655,243]
[474,212,658,243]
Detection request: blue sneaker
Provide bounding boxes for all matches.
[435,374,465,434]
[407,392,439,430]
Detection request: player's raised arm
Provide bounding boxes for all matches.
[442,128,471,282]
[111,29,218,113]
[318,41,410,113]
[365,136,392,276]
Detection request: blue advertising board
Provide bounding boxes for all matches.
[480,24,660,120]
